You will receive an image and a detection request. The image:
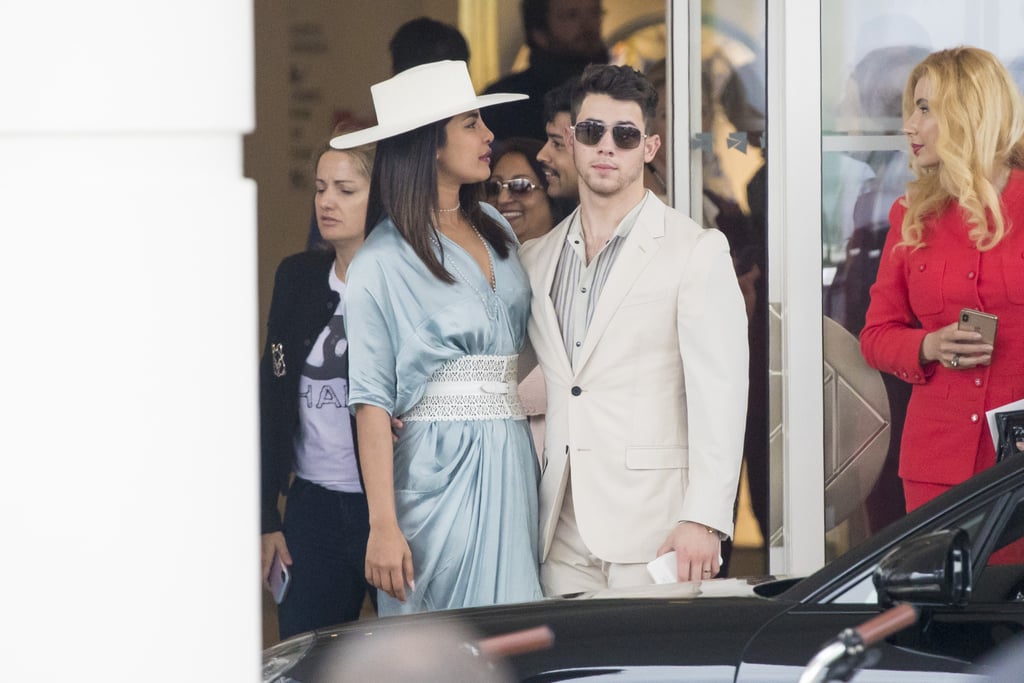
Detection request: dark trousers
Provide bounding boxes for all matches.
[277,477,375,639]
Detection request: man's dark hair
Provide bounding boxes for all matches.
[571,64,658,129]
[389,17,470,75]
[521,0,550,51]
[542,77,577,124]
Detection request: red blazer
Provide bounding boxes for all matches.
[861,169,1024,486]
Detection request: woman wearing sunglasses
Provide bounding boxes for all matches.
[487,137,563,243]
[330,60,543,616]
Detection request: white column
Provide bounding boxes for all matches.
[767,0,826,575]
[0,2,258,679]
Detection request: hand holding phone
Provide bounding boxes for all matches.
[269,552,291,605]
[958,308,998,346]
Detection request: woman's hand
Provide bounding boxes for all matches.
[356,405,411,600]
[261,531,291,590]
[919,321,994,369]
[365,522,415,602]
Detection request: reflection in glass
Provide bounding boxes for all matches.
[698,1,770,576]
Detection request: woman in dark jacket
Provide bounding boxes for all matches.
[259,137,376,639]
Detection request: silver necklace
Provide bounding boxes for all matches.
[438,202,461,213]
[432,224,499,319]
[471,225,496,289]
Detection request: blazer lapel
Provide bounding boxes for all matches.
[574,196,665,371]
[528,210,576,378]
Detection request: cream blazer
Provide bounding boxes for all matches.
[519,193,749,564]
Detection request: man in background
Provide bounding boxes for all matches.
[389,16,469,74]
[537,78,581,207]
[484,0,607,142]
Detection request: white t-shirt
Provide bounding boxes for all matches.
[293,267,362,493]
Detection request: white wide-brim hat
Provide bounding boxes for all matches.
[330,60,527,149]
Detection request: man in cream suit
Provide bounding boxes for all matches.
[519,64,749,594]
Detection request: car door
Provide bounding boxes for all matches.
[736,474,1024,681]
[886,492,1024,666]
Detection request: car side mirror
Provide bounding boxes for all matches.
[873,528,972,608]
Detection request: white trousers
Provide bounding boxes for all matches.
[540,477,653,596]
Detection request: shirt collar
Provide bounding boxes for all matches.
[566,190,651,245]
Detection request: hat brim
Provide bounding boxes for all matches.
[330,92,527,149]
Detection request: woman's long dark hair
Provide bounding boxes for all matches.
[365,117,514,283]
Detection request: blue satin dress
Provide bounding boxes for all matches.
[346,204,543,616]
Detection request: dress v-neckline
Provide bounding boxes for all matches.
[436,229,497,292]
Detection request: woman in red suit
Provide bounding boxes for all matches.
[861,46,1024,512]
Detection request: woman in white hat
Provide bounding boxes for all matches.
[332,60,543,615]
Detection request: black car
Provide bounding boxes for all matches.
[264,456,1024,682]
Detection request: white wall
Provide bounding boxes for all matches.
[0,1,259,678]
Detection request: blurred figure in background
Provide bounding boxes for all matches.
[390,16,470,74]
[832,45,929,532]
[697,53,768,576]
[833,45,929,334]
[484,0,608,142]
[316,621,514,682]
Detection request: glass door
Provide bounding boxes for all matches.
[671,0,771,575]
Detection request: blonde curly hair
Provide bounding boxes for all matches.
[900,46,1024,251]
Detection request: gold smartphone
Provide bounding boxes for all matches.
[958,308,998,346]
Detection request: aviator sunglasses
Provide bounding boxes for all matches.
[485,177,540,197]
[571,120,647,149]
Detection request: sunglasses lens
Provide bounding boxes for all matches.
[486,178,536,197]
[574,122,644,149]
[507,179,535,195]
[612,126,643,149]
[574,121,605,146]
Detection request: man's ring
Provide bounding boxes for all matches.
[703,569,712,575]
[952,353,961,368]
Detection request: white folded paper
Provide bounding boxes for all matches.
[646,550,726,584]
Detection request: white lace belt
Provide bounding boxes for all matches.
[402,354,526,422]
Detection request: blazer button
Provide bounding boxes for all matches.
[571,386,582,396]
[974,377,983,387]
[971,413,979,423]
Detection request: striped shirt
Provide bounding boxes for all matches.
[551,193,650,368]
